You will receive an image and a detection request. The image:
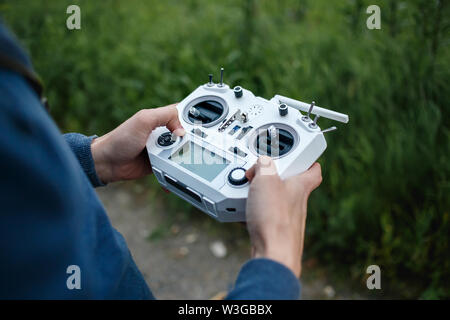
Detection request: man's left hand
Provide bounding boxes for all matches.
[91,104,185,184]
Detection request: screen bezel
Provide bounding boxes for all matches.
[169,140,230,182]
[163,136,245,187]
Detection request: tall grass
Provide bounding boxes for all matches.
[1,0,448,298]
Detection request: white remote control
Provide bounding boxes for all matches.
[146,68,349,222]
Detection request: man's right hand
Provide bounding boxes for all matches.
[245,156,322,278]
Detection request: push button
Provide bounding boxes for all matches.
[228,168,248,186]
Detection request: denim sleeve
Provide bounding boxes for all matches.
[226,258,301,300]
[63,133,105,188]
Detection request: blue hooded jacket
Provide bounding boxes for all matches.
[0,22,300,299]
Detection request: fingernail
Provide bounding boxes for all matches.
[174,128,186,136]
[259,156,272,166]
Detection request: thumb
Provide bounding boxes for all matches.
[246,156,278,181]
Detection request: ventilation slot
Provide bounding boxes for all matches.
[164,176,202,204]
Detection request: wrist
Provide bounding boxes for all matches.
[252,243,301,278]
[91,135,113,184]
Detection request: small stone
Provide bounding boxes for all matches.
[209,241,227,258]
[174,246,189,259]
[117,191,131,205]
[139,229,150,238]
[170,225,180,235]
[323,285,336,298]
[185,233,198,244]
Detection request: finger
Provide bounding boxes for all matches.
[139,104,185,136]
[245,163,257,181]
[289,162,322,194]
[154,104,185,136]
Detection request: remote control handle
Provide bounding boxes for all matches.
[273,95,349,123]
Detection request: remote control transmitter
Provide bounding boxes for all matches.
[146,68,349,222]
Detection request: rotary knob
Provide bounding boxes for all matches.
[279,103,288,116]
[228,168,248,186]
[233,86,243,98]
[157,132,175,147]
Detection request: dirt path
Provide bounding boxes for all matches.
[97,181,362,299]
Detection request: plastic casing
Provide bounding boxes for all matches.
[146,83,327,222]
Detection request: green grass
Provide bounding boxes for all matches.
[1,0,449,298]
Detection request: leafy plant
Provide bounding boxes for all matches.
[1,0,448,298]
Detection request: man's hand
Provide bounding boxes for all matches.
[245,156,322,278]
[91,104,185,184]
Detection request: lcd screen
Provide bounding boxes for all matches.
[169,141,229,182]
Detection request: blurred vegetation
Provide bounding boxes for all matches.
[1,0,449,298]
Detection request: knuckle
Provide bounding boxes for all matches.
[316,164,323,183]
[135,109,148,119]
[170,107,179,120]
[317,174,323,185]
[135,109,153,124]
[309,163,322,184]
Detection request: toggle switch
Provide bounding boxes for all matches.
[218,67,224,87]
[207,74,214,86]
[308,114,320,129]
[237,111,248,123]
[302,101,315,122]
[320,126,337,134]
